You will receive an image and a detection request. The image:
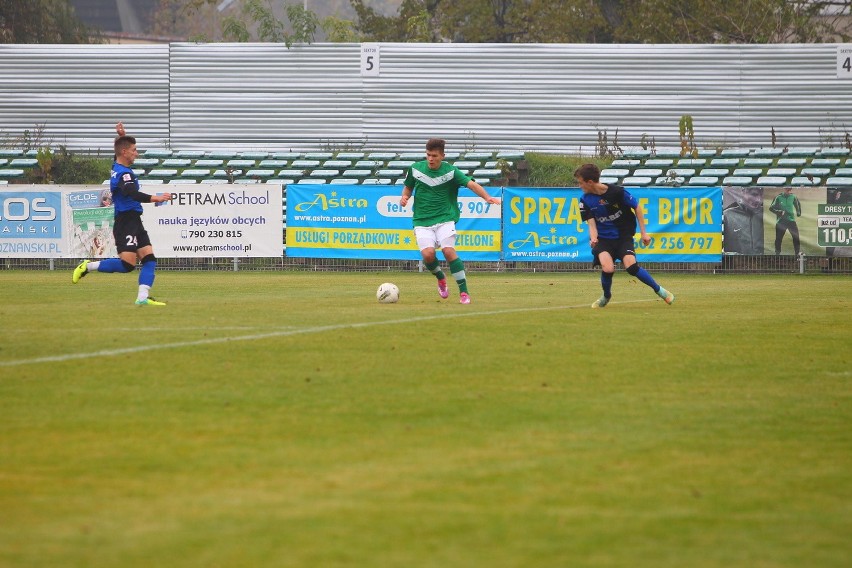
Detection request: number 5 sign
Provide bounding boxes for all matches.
[838,45,852,79]
[361,43,380,77]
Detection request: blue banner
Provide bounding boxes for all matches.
[504,186,722,263]
[285,184,502,261]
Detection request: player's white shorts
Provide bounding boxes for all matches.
[414,221,457,251]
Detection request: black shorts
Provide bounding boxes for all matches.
[593,236,636,266]
[113,211,152,253]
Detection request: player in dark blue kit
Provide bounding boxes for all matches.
[574,163,674,308]
[72,123,172,305]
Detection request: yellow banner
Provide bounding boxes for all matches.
[634,232,722,255]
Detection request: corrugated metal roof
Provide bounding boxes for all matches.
[1,42,849,154]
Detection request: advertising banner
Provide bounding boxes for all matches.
[144,185,284,258]
[0,188,64,258]
[722,186,852,257]
[285,184,502,261]
[504,186,723,263]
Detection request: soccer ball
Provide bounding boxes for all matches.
[376,282,400,304]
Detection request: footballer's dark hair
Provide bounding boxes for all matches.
[425,138,446,153]
[114,135,136,154]
[574,163,601,182]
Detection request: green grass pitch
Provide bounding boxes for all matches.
[1,270,850,567]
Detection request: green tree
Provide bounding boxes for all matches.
[349,0,851,43]
[0,0,102,43]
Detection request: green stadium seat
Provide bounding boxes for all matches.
[733,168,763,177]
[168,178,198,185]
[144,149,172,158]
[355,160,382,168]
[720,148,751,158]
[139,178,164,185]
[669,168,696,177]
[271,152,301,160]
[0,158,7,167]
[443,152,460,160]
[213,169,243,178]
[633,168,663,177]
[676,158,706,167]
[291,159,320,168]
[330,178,359,185]
[710,158,741,168]
[800,167,830,177]
[335,152,365,160]
[785,147,819,158]
[791,176,820,186]
[0,149,23,158]
[161,158,192,168]
[464,151,494,161]
[387,160,414,168]
[175,150,205,159]
[752,148,783,158]
[819,148,850,157]
[227,159,256,168]
[835,168,852,176]
[623,148,651,159]
[361,178,392,185]
[743,158,773,167]
[342,169,371,178]
[496,150,524,160]
[324,160,353,169]
[611,159,641,167]
[767,168,797,177]
[472,168,502,179]
[650,147,682,159]
[722,176,753,186]
[0,169,25,179]
[278,169,305,179]
[776,157,807,167]
[810,158,841,167]
[398,152,423,160]
[600,177,619,184]
[245,169,275,178]
[826,177,852,186]
[688,176,719,186]
[180,168,211,178]
[296,178,326,184]
[644,158,674,167]
[376,169,404,178]
[132,158,160,168]
[199,178,229,184]
[207,150,237,160]
[452,160,482,169]
[240,151,268,160]
[622,176,652,186]
[259,159,288,168]
[194,159,224,168]
[9,158,37,168]
[304,152,333,160]
[756,176,787,186]
[700,168,730,177]
[147,168,178,178]
[698,149,718,158]
[601,168,630,178]
[368,152,397,161]
[234,178,260,184]
[275,179,296,186]
[308,169,340,179]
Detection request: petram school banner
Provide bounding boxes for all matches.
[285,184,502,261]
[503,186,724,263]
[0,185,284,258]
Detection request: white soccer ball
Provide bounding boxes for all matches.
[376,282,400,304]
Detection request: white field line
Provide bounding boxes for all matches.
[1,299,656,368]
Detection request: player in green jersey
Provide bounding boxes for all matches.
[400,138,501,304]
[768,187,802,256]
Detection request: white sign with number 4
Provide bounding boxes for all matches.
[838,45,852,79]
